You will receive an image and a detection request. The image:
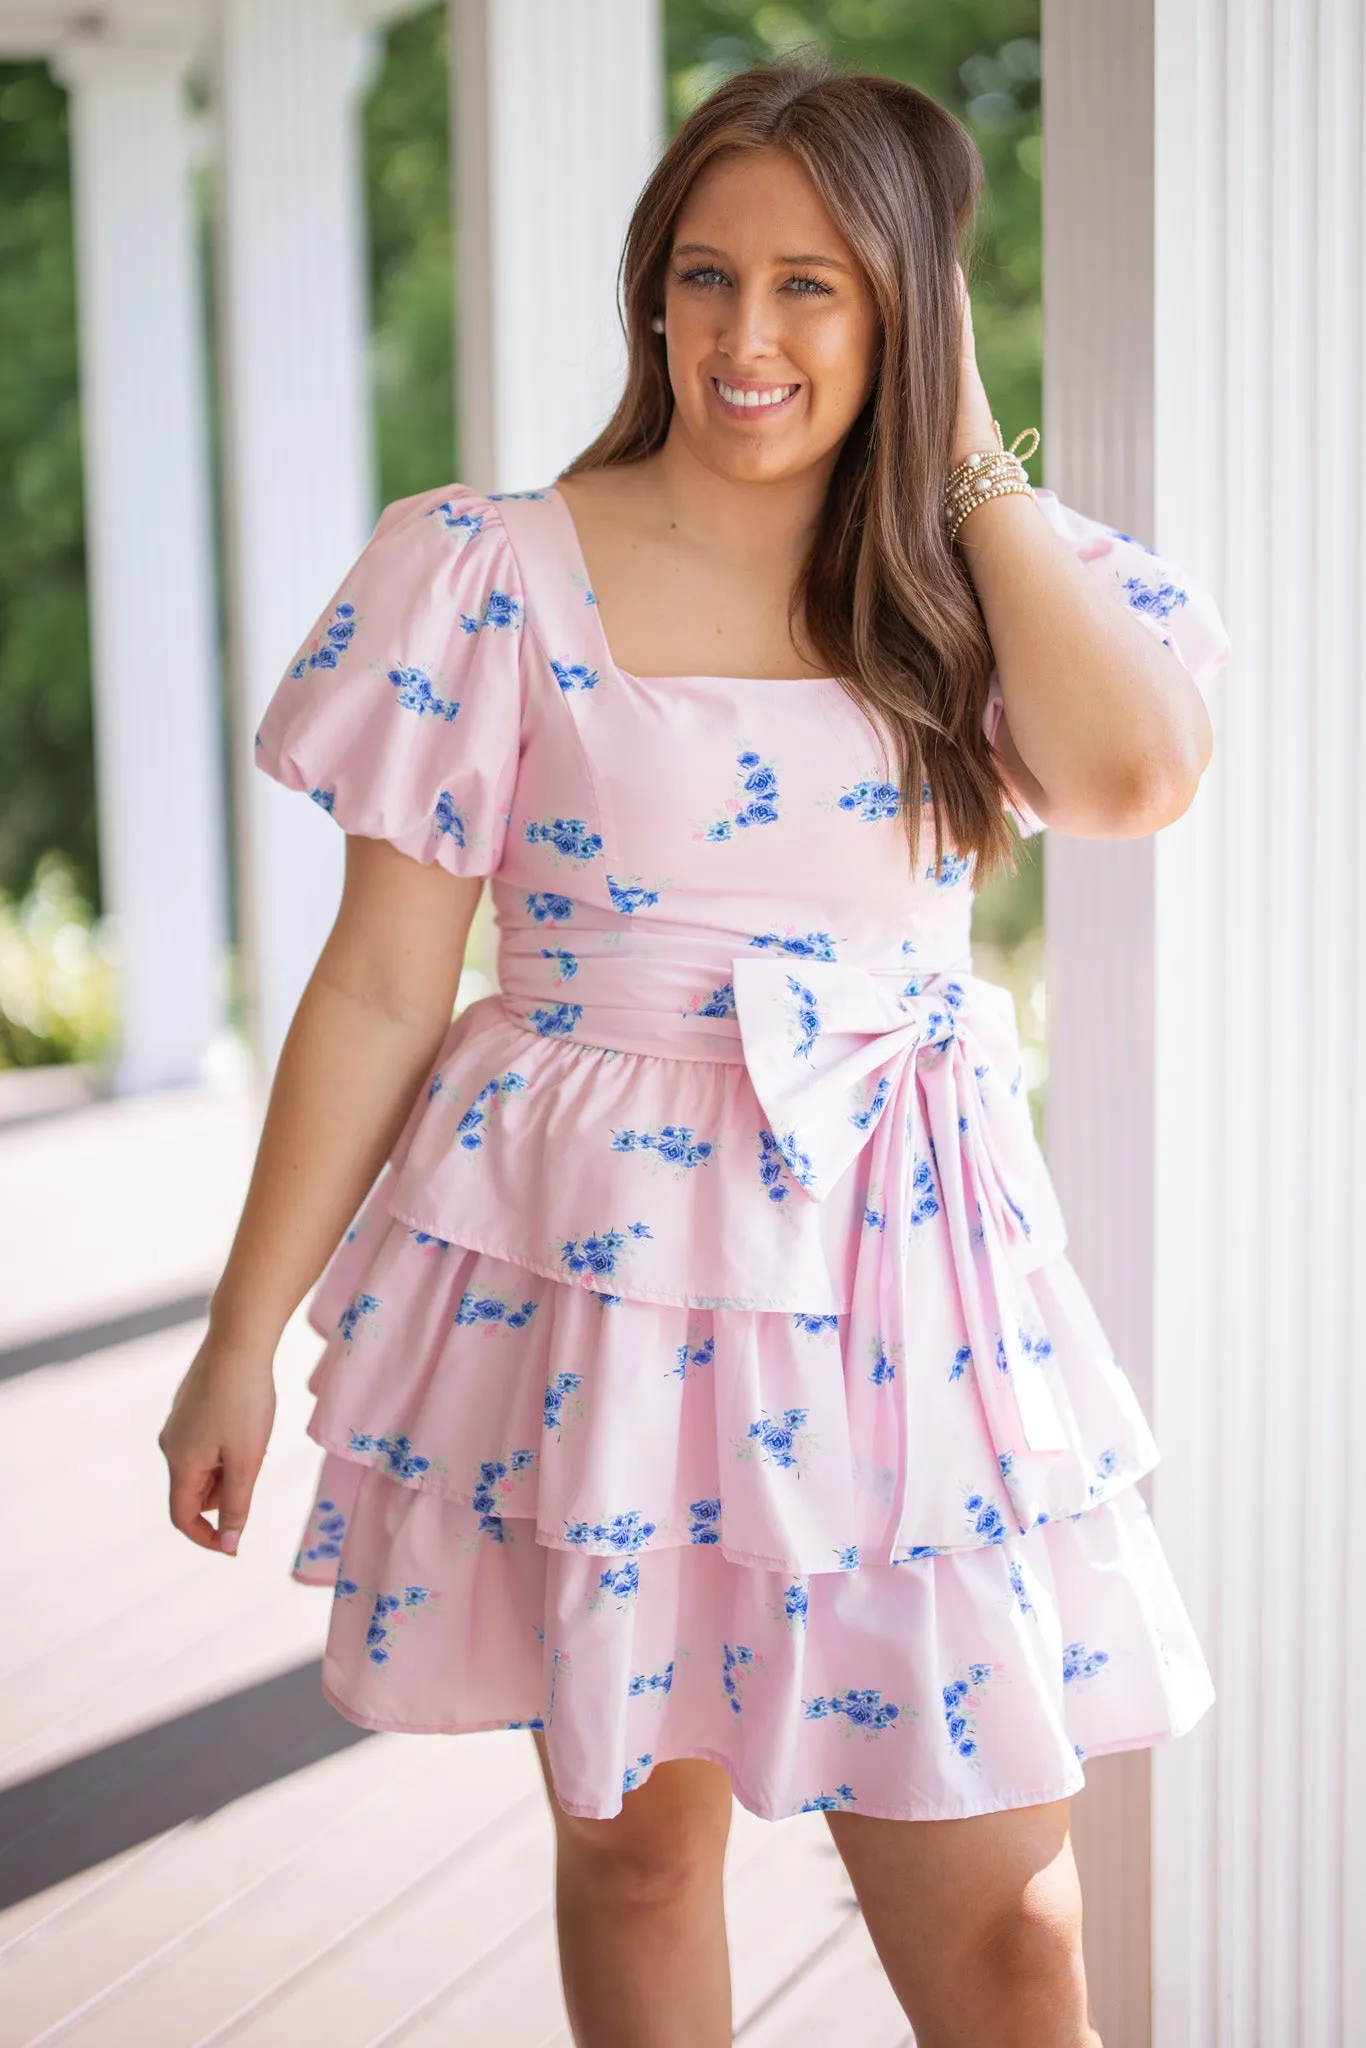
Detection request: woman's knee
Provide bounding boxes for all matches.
[540,1749,733,1907]
[967,1883,1091,2042]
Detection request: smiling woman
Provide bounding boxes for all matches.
[162,47,1227,2048]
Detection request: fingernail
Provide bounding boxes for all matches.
[220,1529,240,1554]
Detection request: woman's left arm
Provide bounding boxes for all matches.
[953,285,1214,840]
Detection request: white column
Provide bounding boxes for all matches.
[54,36,227,1095]
[1044,2,1366,2041]
[215,0,376,1083]
[452,0,664,492]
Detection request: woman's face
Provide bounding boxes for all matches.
[660,145,880,487]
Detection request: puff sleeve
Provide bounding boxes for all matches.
[983,488,1232,836]
[253,483,525,877]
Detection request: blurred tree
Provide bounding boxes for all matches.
[0,2,1043,1056]
[0,64,93,909]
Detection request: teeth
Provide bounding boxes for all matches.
[715,380,797,408]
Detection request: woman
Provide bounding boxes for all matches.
[160,55,1228,2048]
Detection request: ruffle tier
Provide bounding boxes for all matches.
[292,1449,1214,1823]
[301,1202,1161,1568]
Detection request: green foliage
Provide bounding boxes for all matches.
[0,3,1043,1074]
[0,851,115,1067]
[0,65,95,910]
[364,4,456,504]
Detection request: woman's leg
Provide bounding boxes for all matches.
[531,1731,734,2048]
[824,1796,1101,2048]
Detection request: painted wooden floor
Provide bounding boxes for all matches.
[0,1079,913,2046]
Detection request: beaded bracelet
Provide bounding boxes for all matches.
[944,425,1040,545]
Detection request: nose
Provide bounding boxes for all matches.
[715,284,781,364]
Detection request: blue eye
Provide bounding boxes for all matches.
[674,266,834,298]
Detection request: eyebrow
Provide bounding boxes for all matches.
[672,241,851,273]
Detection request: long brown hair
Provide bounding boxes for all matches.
[560,51,1022,884]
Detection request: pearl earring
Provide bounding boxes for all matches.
[650,313,665,333]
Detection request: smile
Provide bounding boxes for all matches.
[710,377,801,416]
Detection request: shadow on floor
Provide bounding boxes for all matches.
[0,1659,372,1910]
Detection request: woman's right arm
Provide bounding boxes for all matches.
[158,836,484,1558]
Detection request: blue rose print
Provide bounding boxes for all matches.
[907,1152,940,1227]
[1122,573,1188,619]
[700,749,782,840]
[943,1661,998,1759]
[433,791,466,846]
[551,659,599,691]
[612,1124,714,1170]
[309,787,335,812]
[606,874,660,914]
[525,816,603,863]
[386,665,461,721]
[337,1292,380,1347]
[672,1334,715,1381]
[622,1752,654,1791]
[295,1496,347,1567]
[349,1430,450,1485]
[525,891,574,923]
[963,1489,1007,1544]
[836,778,900,821]
[426,502,483,539]
[792,1312,838,1336]
[629,1661,676,1699]
[798,1784,858,1813]
[803,1687,907,1735]
[355,1585,438,1667]
[454,1289,538,1330]
[459,588,521,634]
[742,1405,814,1473]
[543,1370,585,1434]
[529,1001,583,1036]
[785,974,822,1059]
[722,1642,759,1715]
[289,600,356,676]
[1063,1641,1111,1684]
[749,929,837,960]
[454,1069,528,1149]
[686,981,736,1019]
[850,1075,891,1131]
[558,1221,653,1284]
[925,850,972,887]
[687,1495,721,1541]
[539,947,579,980]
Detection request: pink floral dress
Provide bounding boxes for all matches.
[254,478,1229,1822]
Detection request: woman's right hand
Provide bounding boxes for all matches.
[158,1334,278,1555]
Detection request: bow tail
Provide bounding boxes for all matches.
[918,1044,1071,1460]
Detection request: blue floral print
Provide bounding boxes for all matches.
[868,1341,897,1386]
[781,1580,810,1629]
[565,1510,657,1552]
[337,1291,380,1346]
[433,791,466,846]
[835,1544,860,1569]
[612,1124,714,1169]
[908,1153,940,1227]
[943,1661,997,1758]
[1122,573,1188,619]
[525,891,574,923]
[558,1221,653,1283]
[742,1406,814,1473]
[543,1370,585,1434]
[803,1687,907,1735]
[722,1642,759,1714]
[798,1784,857,1812]
[525,816,603,863]
[850,1075,891,1131]
[749,929,837,959]
[672,1334,715,1380]
[688,1495,721,1542]
[427,502,483,539]
[1063,1641,1111,1684]
[757,1128,793,1203]
[360,1585,438,1666]
[606,874,660,914]
[529,1001,583,1036]
[454,1289,538,1330]
[837,778,900,821]
[793,1312,838,1336]
[296,1496,347,1566]
[456,1069,528,1148]
[687,981,736,1019]
[775,1129,815,1188]
[621,1752,653,1791]
[309,786,335,812]
[701,749,781,840]
[786,974,822,1060]
[459,589,521,634]
[290,600,356,676]
[864,1202,887,1231]
[539,946,578,979]
[963,1489,1007,1543]
[551,659,599,691]
[629,1661,676,1699]
[925,850,972,888]
[472,1449,538,1540]
[1009,1560,1033,1614]
[349,1430,449,1484]
[386,665,460,721]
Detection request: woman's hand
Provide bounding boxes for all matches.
[952,265,999,466]
[159,1335,277,1555]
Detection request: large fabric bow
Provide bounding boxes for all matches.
[731,955,1071,1459]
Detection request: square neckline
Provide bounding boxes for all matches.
[544,481,838,689]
